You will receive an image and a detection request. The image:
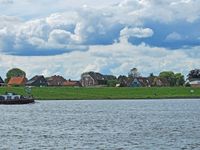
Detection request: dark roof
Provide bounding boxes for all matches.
[89,72,105,81]
[26,75,47,86]
[0,77,4,83]
[127,77,150,87]
[103,75,117,80]
[82,72,105,81]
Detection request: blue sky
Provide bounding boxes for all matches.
[0,0,199,79]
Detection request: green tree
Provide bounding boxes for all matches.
[107,80,119,87]
[159,71,185,86]
[175,73,185,86]
[5,68,26,83]
[159,71,176,86]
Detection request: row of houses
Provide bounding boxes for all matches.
[0,75,80,87]
[0,71,199,87]
[81,72,170,87]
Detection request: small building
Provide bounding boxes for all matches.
[62,80,81,87]
[80,72,107,87]
[128,77,150,87]
[46,75,66,86]
[26,75,48,87]
[8,76,27,86]
[0,77,5,86]
[186,78,200,88]
[149,77,170,87]
[117,75,129,87]
[0,92,21,100]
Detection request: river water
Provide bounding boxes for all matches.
[0,100,200,150]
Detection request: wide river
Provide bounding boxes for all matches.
[0,100,200,150]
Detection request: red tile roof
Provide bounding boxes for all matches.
[62,80,80,86]
[8,77,27,85]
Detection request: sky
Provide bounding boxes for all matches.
[0,0,200,79]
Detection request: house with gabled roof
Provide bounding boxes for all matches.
[117,75,128,87]
[46,75,66,86]
[186,78,200,88]
[8,76,27,86]
[0,77,4,86]
[128,77,150,87]
[80,72,107,87]
[148,76,170,87]
[26,75,48,87]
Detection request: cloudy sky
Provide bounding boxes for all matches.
[0,0,199,79]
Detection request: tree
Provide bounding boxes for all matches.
[187,69,200,79]
[5,68,26,83]
[174,73,185,86]
[159,71,185,86]
[128,68,140,78]
[107,80,119,87]
[159,71,176,86]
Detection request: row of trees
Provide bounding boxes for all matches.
[159,71,185,86]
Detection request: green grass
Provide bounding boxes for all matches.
[0,86,200,100]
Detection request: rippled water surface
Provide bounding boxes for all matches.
[1,99,200,150]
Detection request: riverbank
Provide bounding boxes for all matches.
[0,87,200,100]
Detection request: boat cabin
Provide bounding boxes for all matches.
[0,93,22,100]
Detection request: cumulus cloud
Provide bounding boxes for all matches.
[120,27,154,42]
[0,39,199,80]
[0,0,200,56]
[0,13,89,55]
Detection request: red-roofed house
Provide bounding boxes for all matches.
[8,77,27,86]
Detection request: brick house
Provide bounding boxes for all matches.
[80,72,107,87]
[46,75,66,86]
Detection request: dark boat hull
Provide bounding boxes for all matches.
[0,99,35,105]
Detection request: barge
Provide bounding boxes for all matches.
[0,92,35,105]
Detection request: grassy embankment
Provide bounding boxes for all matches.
[0,86,200,100]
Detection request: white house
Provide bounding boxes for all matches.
[186,79,200,88]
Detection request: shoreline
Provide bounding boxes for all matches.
[1,87,200,100]
[35,96,200,100]
[35,97,200,101]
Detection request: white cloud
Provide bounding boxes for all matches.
[0,39,199,80]
[166,32,183,41]
[120,27,154,42]
[0,0,200,55]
